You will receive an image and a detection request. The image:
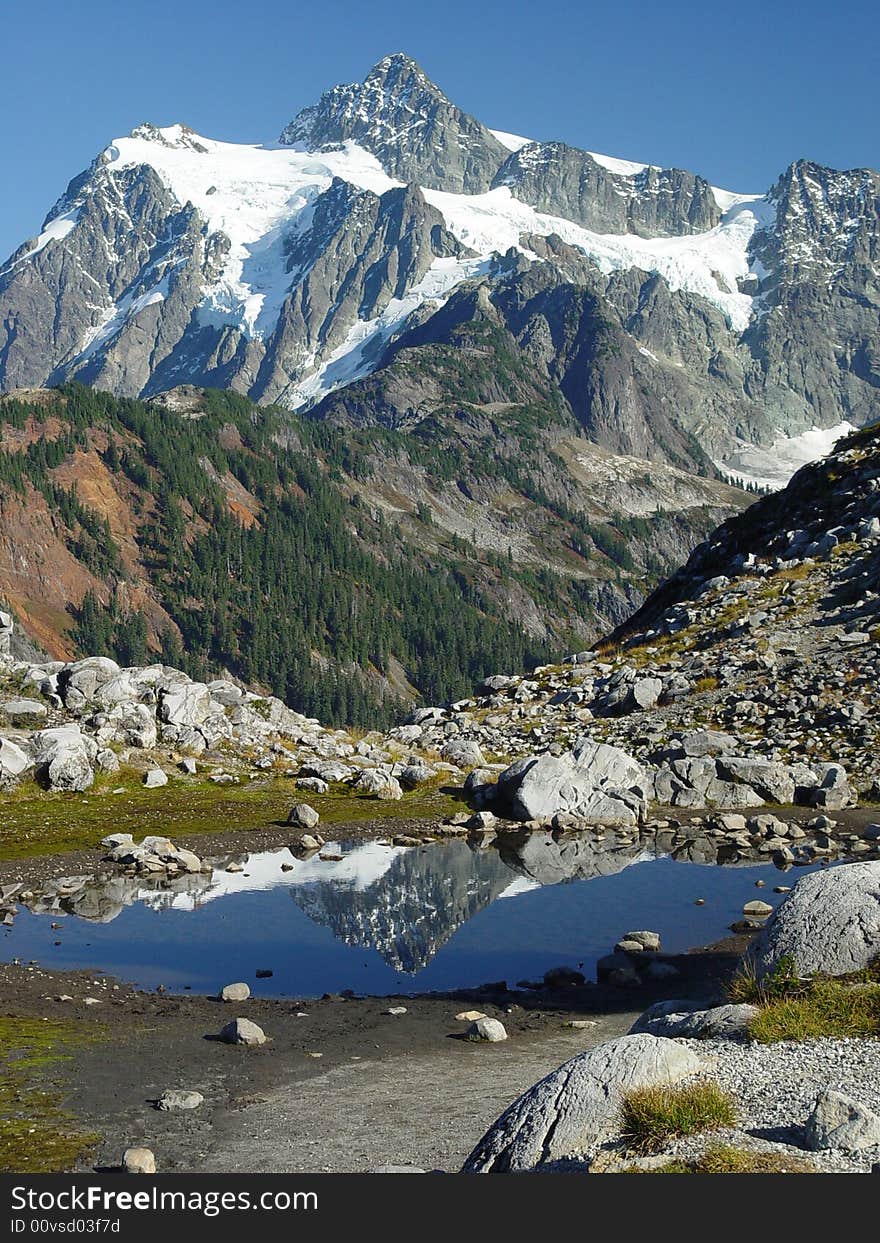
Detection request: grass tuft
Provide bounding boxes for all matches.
[619,1081,737,1154]
[627,1143,815,1174]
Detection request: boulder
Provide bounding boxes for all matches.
[462,1034,705,1171]
[465,1018,507,1043]
[804,1089,880,1151]
[219,982,250,1003]
[717,758,796,804]
[621,677,662,713]
[0,609,12,656]
[159,682,212,728]
[441,739,486,768]
[143,769,168,788]
[498,737,645,825]
[0,737,32,781]
[288,803,320,829]
[0,698,47,724]
[156,1090,204,1112]
[32,724,95,792]
[680,730,737,757]
[743,900,773,917]
[749,861,880,979]
[61,657,121,707]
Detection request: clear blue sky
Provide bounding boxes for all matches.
[1,0,877,258]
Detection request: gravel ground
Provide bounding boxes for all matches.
[665,1036,880,1172]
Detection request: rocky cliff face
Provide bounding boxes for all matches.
[0,52,876,486]
[492,142,720,237]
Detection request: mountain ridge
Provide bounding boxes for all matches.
[0,51,876,489]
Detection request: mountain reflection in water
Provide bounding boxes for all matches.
[3,831,810,995]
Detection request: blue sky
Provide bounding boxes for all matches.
[1,0,877,259]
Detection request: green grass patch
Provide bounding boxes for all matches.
[0,771,468,862]
[729,954,880,1042]
[0,1016,102,1173]
[749,978,880,1043]
[620,1081,737,1154]
[631,1143,814,1174]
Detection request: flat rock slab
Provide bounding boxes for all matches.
[462,1033,705,1172]
[629,1001,759,1040]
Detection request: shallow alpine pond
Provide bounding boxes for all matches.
[2,834,828,997]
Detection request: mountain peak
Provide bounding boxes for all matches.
[278,53,506,193]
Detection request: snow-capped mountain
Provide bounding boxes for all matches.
[0,52,877,482]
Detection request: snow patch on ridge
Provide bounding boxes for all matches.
[423,185,776,332]
[105,128,399,339]
[717,421,857,490]
[489,129,533,152]
[588,150,651,176]
[289,254,492,408]
[2,208,79,273]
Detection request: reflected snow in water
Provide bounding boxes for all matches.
[2,832,823,996]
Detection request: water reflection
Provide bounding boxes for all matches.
[2,830,821,995]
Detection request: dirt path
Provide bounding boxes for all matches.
[193,1014,636,1173]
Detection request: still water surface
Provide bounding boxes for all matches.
[2,835,822,996]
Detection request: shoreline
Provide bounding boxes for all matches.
[0,927,746,1174]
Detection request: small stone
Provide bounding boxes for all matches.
[384,1006,407,1016]
[743,900,773,917]
[465,1017,507,1042]
[157,1090,204,1112]
[255,969,273,979]
[122,1147,156,1174]
[219,982,250,1003]
[143,769,168,788]
[563,1020,598,1029]
[296,834,321,852]
[289,803,320,829]
[455,1010,487,1022]
[225,861,244,873]
[620,931,661,952]
[218,1017,266,1046]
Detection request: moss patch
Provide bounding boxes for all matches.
[0,772,468,862]
[0,1016,101,1173]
